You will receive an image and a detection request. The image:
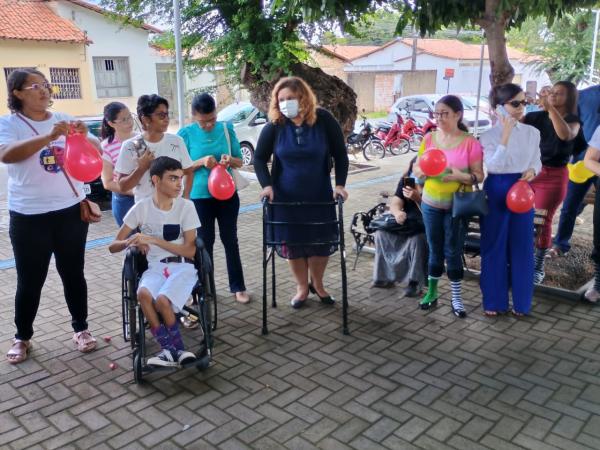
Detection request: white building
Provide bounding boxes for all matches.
[47,0,164,116]
[344,38,550,112]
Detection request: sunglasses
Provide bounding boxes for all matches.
[504,100,527,108]
[22,82,53,92]
[295,126,305,145]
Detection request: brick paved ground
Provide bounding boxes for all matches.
[1,153,600,450]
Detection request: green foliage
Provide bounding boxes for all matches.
[394,0,596,37]
[508,11,597,83]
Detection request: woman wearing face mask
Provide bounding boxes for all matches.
[254,76,349,309]
[413,95,484,317]
[479,83,541,316]
[177,93,250,304]
[100,102,136,226]
[0,68,99,363]
[523,81,581,283]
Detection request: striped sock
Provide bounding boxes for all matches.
[450,280,464,312]
[595,262,600,292]
[533,248,547,284]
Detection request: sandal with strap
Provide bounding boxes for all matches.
[547,247,566,259]
[6,339,31,364]
[73,330,97,353]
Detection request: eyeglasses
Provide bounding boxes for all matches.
[432,111,449,119]
[505,100,527,108]
[152,111,169,119]
[113,115,133,124]
[22,82,52,92]
[295,126,305,145]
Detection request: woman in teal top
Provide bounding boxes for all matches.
[178,93,250,304]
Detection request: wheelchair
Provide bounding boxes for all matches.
[120,237,217,383]
[261,197,349,335]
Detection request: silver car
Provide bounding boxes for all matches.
[390,94,492,136]
[217,102,268,165]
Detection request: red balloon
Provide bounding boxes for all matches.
[419,149,447,176]
[506,180,535,213]
[208,164,235,200]
[63,132,102,182]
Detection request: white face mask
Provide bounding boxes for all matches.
[279,99,299,119]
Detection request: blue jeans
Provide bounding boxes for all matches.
[421,202,465,281]
[111,193,134,227]
[553,176,596,253]
[193,193,246,293]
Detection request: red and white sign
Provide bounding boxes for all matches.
[444,68,455,78]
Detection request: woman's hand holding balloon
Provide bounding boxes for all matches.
[70,120,88,135]
[46,121,69,141]
[519,169,536,182]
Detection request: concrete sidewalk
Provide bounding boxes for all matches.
[1,153,600,450]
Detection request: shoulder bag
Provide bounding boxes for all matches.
[452,177,488,219]
[222,123,250,191]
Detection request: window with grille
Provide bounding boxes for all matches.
[3,67,35,86]
[93,57,132,98]
[49,68,82,99]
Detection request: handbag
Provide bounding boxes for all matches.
[368,213,424,236]
[15,113,102,224]
[222,123,250,190]
[452,182,489,219]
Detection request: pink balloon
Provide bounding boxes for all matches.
[506,180,535,213]
[419,149,447,176]
[63,132,102,182]
[208,164,235,200]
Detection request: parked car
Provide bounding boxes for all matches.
[217,102,268,165]
[389,94,492,136]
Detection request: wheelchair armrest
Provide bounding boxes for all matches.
[194,237,213,274]
[124,246,149,281]
[195,237,206,252]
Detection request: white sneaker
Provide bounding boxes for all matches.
[176,350,196,365]
[147,349,178,367]
[584,288,600,303]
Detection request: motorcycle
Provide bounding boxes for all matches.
[381,114,411,156]
[401,109,437,151]
[347,115,385,161]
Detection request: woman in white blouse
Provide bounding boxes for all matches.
[479,83,542,317]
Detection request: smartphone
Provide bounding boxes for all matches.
[403,177,416,189]
[496,105,509,117]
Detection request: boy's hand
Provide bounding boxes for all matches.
[127,233,155,247]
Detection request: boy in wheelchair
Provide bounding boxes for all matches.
[109,156,200,367]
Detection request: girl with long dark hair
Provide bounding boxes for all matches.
[100,101,135,226]
[524,81,581,282]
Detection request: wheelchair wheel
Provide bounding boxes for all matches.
[133,349,143,384]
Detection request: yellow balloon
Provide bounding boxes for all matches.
[568,161,594,183]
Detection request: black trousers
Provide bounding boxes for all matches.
[193,193,246,293]
[9,203,89,340]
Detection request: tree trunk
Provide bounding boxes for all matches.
[241,62,357,136]
[478,0,515,87]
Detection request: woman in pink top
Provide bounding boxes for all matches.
[414,95,483,317]
[100,102,135,226]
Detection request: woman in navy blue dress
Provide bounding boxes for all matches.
[254,76,349,309]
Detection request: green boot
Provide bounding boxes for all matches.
[420,277,439,310]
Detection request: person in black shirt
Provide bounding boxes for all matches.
[371,157,427,297]
[524,81,581,284]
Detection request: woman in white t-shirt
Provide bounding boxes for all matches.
[0,68,98,364]
[115,95,193,202]
[100,102,135,226]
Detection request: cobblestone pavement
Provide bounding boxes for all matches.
[1,153,600,450]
